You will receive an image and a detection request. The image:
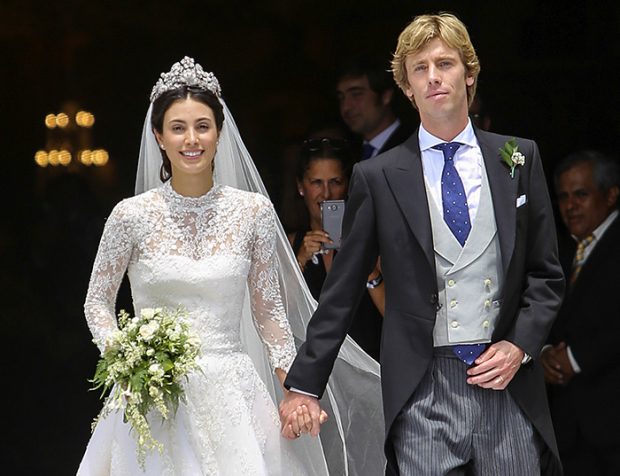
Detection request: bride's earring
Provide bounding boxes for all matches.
[159,144,165,150]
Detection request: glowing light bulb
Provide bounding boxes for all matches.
[80,150,93,165]
[76,110,95,127]
[45,114,57,129]
[56,112,69,128]
[93,149,109,166]
[58,149,72,165]
[48,149,59,166]
[34,150,49,167]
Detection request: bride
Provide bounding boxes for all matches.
[77,57,384,475]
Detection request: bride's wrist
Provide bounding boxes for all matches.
[275,368,287,388]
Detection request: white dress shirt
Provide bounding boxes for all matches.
[418,120,482,223]
[364,119,401,159]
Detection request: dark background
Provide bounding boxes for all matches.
[2,1,619,474]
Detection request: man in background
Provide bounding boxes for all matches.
[543,150,620,475]
[336,57,412,160]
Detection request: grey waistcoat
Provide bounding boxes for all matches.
[424,161,504,346]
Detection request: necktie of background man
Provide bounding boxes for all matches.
[361,142,375,160]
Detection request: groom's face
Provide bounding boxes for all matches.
[403,37,474,125]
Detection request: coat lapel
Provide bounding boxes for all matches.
[383,134,435,272]
[475,129,518,274]
[382,130,519,277]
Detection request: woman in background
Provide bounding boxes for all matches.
[289,138,384,360]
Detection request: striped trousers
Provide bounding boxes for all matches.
[391,347,542,476]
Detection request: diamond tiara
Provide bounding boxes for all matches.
[150,56,222,102]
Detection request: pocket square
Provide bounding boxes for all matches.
[516,194,527,208]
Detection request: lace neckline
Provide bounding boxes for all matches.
[161,180,221,209]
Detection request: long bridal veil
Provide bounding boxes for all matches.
[137,98,385,475]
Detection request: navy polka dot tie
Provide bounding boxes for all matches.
[452,342,486,366]
[433,142,471,246]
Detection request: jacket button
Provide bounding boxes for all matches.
[430,293,438,304]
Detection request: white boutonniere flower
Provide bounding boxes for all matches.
[499,138,525,178]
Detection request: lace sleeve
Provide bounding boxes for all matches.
[84,201,135,353]
[247,197,297,371]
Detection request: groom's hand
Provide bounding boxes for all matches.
[279,391,325,438]
[466,340,524,390]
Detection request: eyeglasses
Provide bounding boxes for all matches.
[301,137,349,151]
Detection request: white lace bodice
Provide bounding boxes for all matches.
[84,181,296,371]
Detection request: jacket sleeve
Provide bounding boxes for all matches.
[504,140,565,360]
[284,163,380,397]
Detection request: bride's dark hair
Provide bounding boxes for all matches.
[151,86,225,182]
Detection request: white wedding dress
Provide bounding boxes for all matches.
[78,181,317,475]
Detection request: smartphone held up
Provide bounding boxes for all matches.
[320,199,345,250]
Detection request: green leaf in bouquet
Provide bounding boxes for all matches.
[155,351,170,362]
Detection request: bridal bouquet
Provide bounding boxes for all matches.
[90,307,201,467]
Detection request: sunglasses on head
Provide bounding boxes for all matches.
[301,137,349,151]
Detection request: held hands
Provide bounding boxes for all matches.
[541,342,575,385]
[466,340,524,390]
[279,390,328,440]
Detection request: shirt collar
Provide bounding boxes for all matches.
[573,209,619,244]
[367,119,401,151]
[595,209,619,240]
[418,118,477,152]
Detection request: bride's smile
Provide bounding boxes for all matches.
[155,97,219,187]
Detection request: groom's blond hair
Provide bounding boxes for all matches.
[391,13,480,107]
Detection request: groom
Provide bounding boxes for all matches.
[281,13,565,476]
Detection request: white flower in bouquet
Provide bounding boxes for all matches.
[148,363,164,378]
[149,386,162,398]
[90,307,201,469]
[166,322,183,341]
[139,321,159,341]
[141,307,156,319]
[187,336,201,348]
